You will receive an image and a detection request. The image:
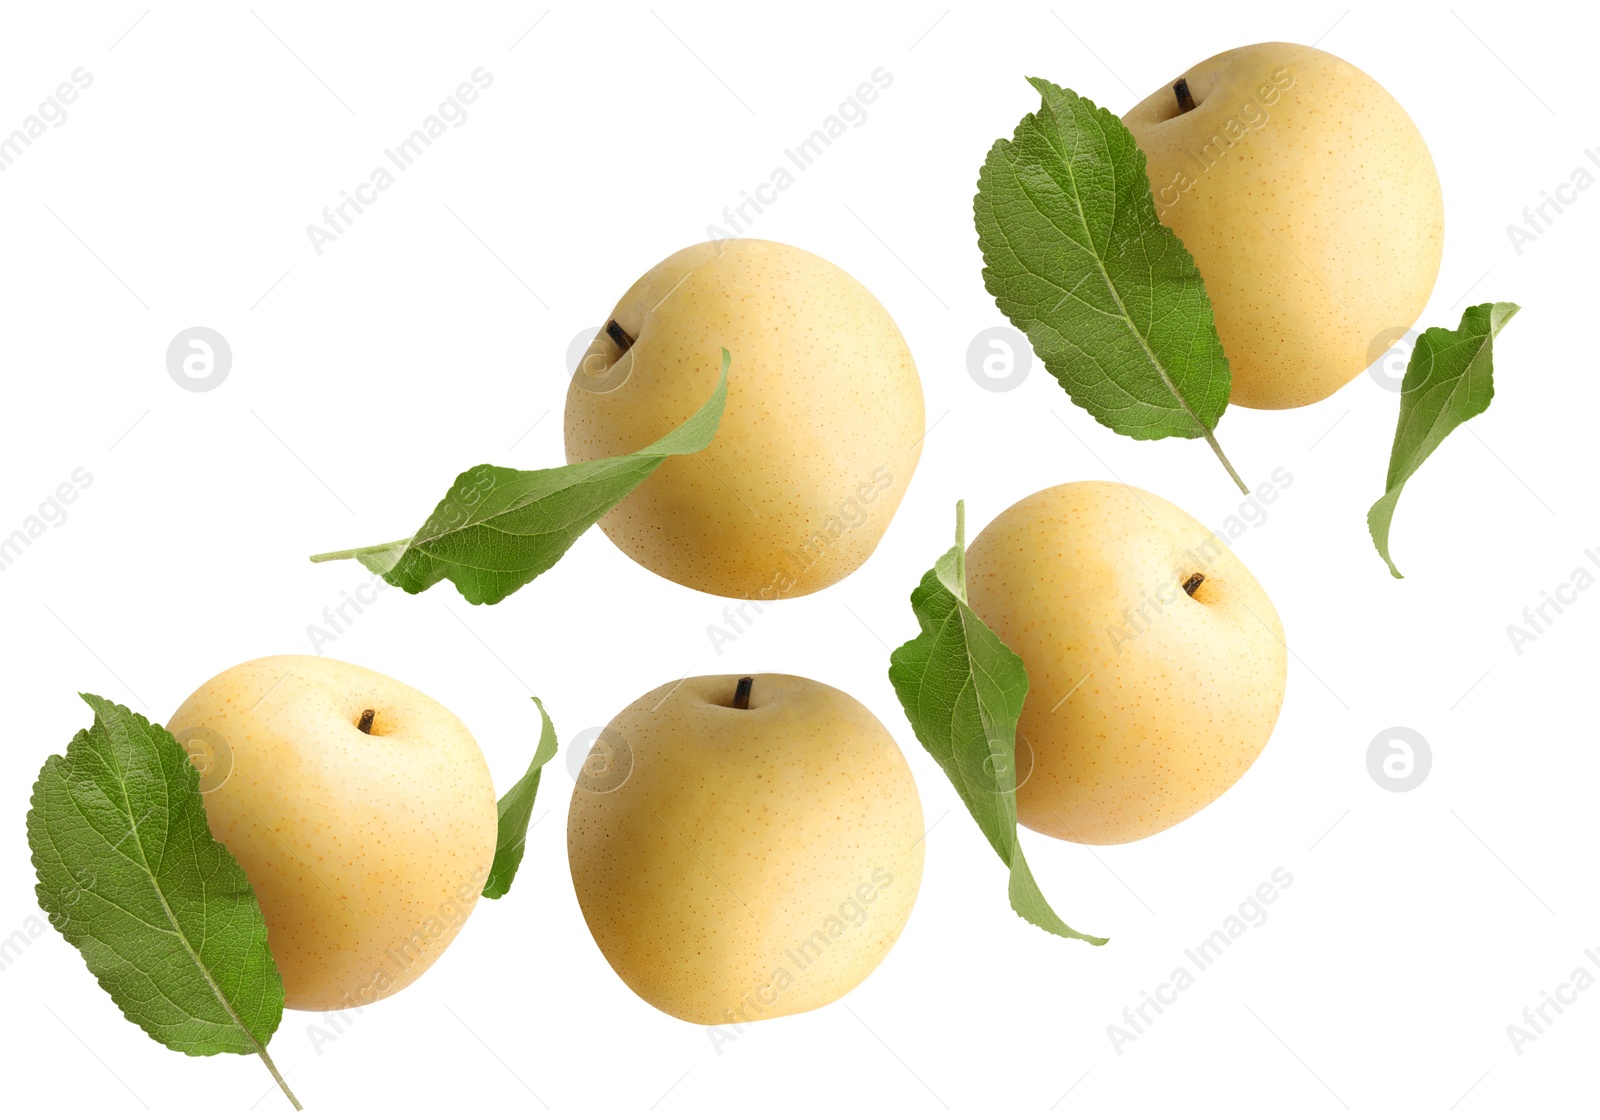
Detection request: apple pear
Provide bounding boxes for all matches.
[565,239,924,598]
[964,482,1286,845]
[1123,42,1443,409]
[567,673,923,1024]
[167,655,497,1010]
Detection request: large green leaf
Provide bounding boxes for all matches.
[888,504,1105,944]
[1369,303,1519,577]
[976,78,1244,491]
[27,695,300,1108]
[483,697,560,899]
[312,348,731,604]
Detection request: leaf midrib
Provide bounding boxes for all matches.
[1024,97,1210,438]
[97,723,270,1055]
[407,458,651,552]
[1390,328,1496,491]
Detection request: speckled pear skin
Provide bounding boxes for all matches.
[567,674,924,1025]
[1123,42,1444,410]
[564,239,924,599]
[965,483,1287,845]
[166,655,497,1010]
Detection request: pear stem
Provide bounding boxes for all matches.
[1183,573,1205,597]
[605,319,635,355]
[1173,78,1196,114]
[732,676,753,710]
[357,709,375,734]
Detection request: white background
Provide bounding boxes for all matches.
[0,2,1593,1116]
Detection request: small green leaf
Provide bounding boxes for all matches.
[27,695,301,1110]
[1368,303,1520,578]
[976,77,1245,492]
[312,348,731,604]
[483,697,560,900]
[888,503,1105,945]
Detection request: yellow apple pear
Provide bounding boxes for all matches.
[1123,42,1443,409]
[567,673,923,1024]
[965,482,1287,844]
[564,239,924,598]
[167,655,497,1010]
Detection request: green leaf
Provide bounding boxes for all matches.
[975,78,1245,492]
[27,695,301,1110]
[483,697,560,899]
[888,503,1106,945]
[1368,303,1520,578]
[311,348,732,604]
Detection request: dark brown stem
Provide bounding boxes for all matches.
[1173,78,1196,114]
[732,676,753,710]
[1182,573,1205,597]
[605,319,636,354]
[357,709,375,734]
